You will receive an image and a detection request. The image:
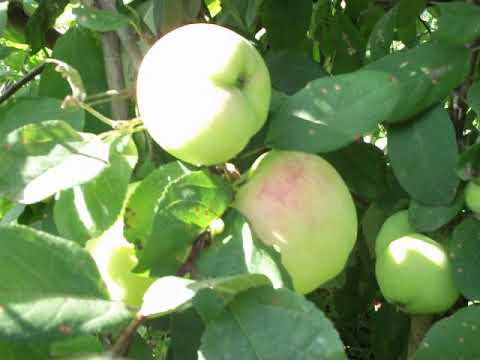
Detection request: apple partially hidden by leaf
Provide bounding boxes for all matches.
[85,220,154,308]
[375,233,459,314]
[234,151,358,294]
[136,23,271,166]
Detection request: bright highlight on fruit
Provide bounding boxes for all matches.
[375,233,459,314]
[136,23,271,166]
[375,210,414,257]
[234,150,358,294]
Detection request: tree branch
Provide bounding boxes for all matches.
[407,315,433,358]
[95,0,144,72]
[0,64,45,105]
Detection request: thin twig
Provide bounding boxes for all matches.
[0,64,45,105]
[77,101,117,128]
[110,312,146,357]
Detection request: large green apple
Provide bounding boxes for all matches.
[85,219,154,308]
[136,23,271,166]
[375,210,414,257]
[375,233,459,314]
[465,180,480,214]
[234,150,358,294]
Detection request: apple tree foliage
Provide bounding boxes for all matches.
[0,0,480,359]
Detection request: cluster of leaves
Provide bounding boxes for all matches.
[1,0,480,359]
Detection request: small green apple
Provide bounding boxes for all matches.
[465,180,480,214]
[375,210,414,257]
[136,23,271,166]
[85,220,154,308]
[234,150,358,294]
[375,233,459,314]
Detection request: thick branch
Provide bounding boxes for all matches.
[95,0,143,72]
[98,28,129,119]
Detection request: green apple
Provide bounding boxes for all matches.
[375,233,459,314]
[375,210,414,257]
[465,180,480,214]
[136,23,271,166]
[85,219,154,308]
[234,150,358,294]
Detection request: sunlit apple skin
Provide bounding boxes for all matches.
[136,23,271,166]
[234,151,358,294]
[375,233,459,314]
[375,210,414,257]
[85,220,154,308]
[465,180,480,214]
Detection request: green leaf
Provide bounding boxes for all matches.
[39,27,110,133]
[396,0,426,47]
[168,308,205,360]
[434,2,480,46]
[369,303,410,360]
[323,142,387,200]
[0,46,13,60]
[45,59,87,102]
[467,81,480,115]
[0,97,85,136]
[408,192,464,233]
[265,50,327,95]
[25,0,69,53]
[388,105,459,206]
[0,121,112,204]
[0,339,50,360]
[449,218,480,300]
[364,41,469,124]
[0,224,106,303]
[315,12,365,74]
[153,0,201,35]
[54,136,137,245]
[73,5,131,32]
[199,287,347,360]
[412,306,480,360]
[266,70,401,153]
[261,0,311,50]
[0,2,8,36]
[216,0,262,34]
[140,274,271,317]
[124,162,233,275]
[192,289,228,324]
[456,142,480,181]
[358,5,385,41]
[366,6,397,62]
[50,335,103,358]
[196,210,292,290]
[205,0,222,17]
[0,225,131,342]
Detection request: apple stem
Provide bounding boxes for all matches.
[407,314,433,358]
[110,312,145,356]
